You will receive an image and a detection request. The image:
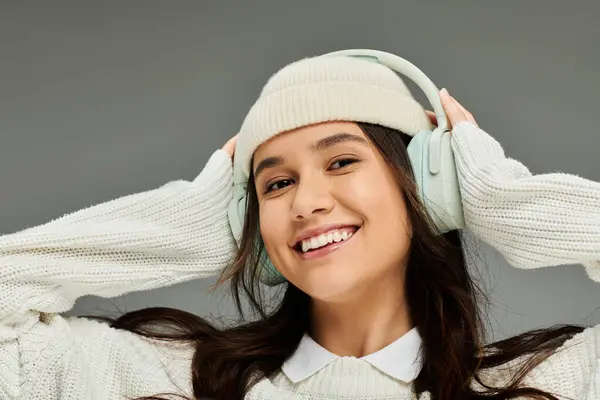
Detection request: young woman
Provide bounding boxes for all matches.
[0,54,598,400]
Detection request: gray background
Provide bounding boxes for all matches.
[1,1,599,341]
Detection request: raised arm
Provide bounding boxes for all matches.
[451,120,600,281]
[0,149,237,341]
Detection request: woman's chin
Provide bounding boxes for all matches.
[298,273,364,302]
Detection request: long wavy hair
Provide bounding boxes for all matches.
[91,122,584,400]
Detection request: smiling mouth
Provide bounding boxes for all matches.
[294,226,360,255]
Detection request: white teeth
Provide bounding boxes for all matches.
[332,231,341,242]
[310,237,319,249]
[317,234,328,247]
[299,228,356,253]
[302,241,309,253]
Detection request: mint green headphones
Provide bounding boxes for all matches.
[228,49,466,286]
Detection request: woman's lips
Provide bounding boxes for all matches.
[296,227,360,260]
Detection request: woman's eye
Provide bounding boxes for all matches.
[263,159,358,194]
[330,158,358,170]
[265,179,293,193]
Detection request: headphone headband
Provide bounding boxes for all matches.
[320,49,448,133]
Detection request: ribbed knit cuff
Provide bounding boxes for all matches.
[193,149,232,185]
[449,121,506,174]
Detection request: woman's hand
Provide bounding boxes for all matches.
[221,134,238,159]
[426,88,479,130]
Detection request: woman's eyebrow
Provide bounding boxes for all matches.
[310,132,369,152]
[254,156,285,180]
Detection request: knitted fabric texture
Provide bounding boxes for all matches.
[235,55,432,179]
[1,122,599,399]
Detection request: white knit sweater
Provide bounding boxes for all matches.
[0,121,599,400]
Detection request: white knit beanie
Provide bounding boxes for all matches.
[235,55,432,180]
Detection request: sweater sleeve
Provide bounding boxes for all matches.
[0,149,237,341]
[450,121,600,281]
[474,325,600,399]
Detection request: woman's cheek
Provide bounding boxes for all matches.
[341,172,381,205]
[260,203,289,246]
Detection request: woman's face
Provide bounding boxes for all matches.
[252,122,412,302]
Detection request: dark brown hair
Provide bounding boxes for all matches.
[92,122,584,400]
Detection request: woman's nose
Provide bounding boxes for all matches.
[289,179,335,221]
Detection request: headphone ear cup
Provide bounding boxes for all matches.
[258,251,286,286]
[407,129,431,219]
[228,184,287,286]
[228,183,248,245]
[406,129,465,234]
[254,236,286,286]
[432,130,465,232]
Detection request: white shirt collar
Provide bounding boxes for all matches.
[281,327,423,383]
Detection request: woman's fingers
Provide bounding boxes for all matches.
[452,95,479,127]
[222,134,238,158]
[426,90,479,134]
[440,89,467,127]
[425,110,438,126]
